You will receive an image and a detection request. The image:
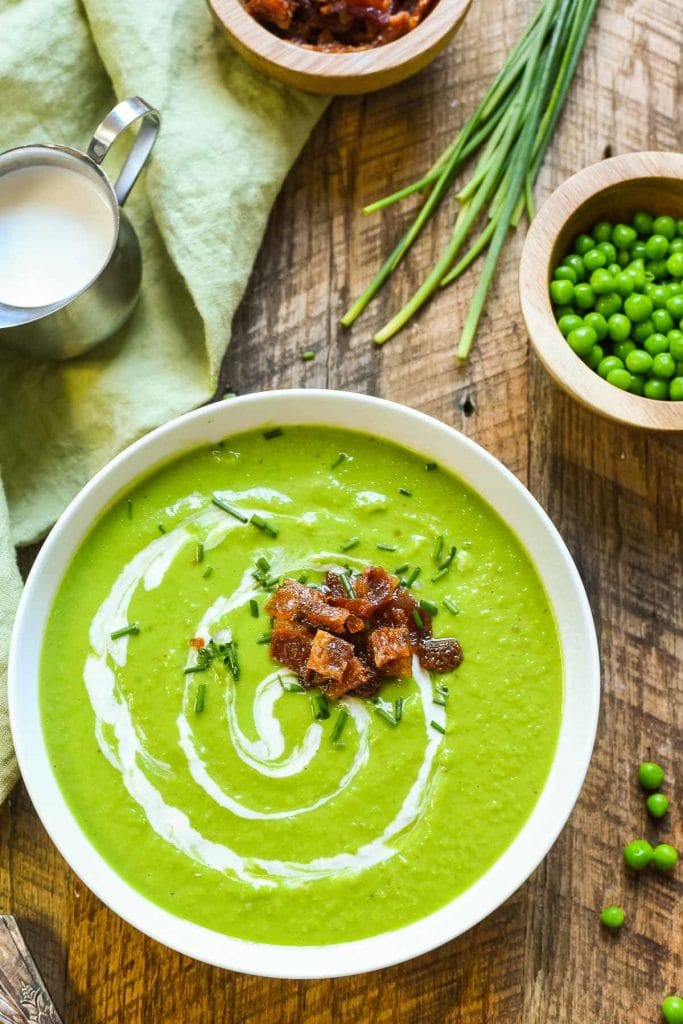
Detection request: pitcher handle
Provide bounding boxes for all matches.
[87,96,161,206]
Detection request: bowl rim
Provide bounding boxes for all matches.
[207,0,472,86]
[9,389,600,978]
[519,150,683,432]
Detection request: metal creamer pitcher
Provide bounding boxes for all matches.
[0,97,160,360]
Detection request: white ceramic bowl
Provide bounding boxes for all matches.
[9,389,600,978]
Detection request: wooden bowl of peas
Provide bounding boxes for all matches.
[519,151,683,432]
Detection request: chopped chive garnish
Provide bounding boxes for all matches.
[376,543,397,552]
[249,598,259,618]
[257,632,272,645]
[443,597,460,615]
[413,608,424,629]
[438,546,457,571]
[341,537,360,553]
[223,641,240,681]
[394,563,409,574]
[256,556,271,573]
[433,692,447,707]
[301,350,316,362]
[425,462,437,471]
[212,495,248,523]
[436,683,449,697]
[184,663,207,674]
[431,567,448,583]
[311,692,330,720]
[250,514,278,538]
[297,572,308,584]
[431,720,446,735]
[419,599,439,616]
[331,452,348,469]
[373,702,398,727]
[127,498,133,519]
[399,487,412,497]
[331,707,349,745]
[195,542,204,563]
[158,523,166,534]
[194,683,206,713]
[406,566,421,588]
[340,572,356,598]
[432,535,443,562]
[279,675,305,693]
[110,623,140,640]
[395,697,405,722]
[202,565,213,579]
[263,427,283,440]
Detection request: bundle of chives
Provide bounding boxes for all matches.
[341,0,599,360]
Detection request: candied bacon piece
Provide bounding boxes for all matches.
[307,630,354,682]
[246,0,296,29]
[418,637,463,673]
[264,579,309,621]
[269,620,315,675]
[326,654,375,700]
[266,578,351,634]
[369,626,411,669]
[354,566,399,607]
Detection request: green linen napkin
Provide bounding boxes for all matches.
[0,0,326,802]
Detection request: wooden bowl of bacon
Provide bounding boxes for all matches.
[207,0,474,94]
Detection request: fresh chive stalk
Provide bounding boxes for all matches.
[311,692,330,720]
[257,632,272,645]
[373,702,399,727]
[399,487,412,497]
[158,523,166,534]
[263,427,283,439]
[250,514,278,538]
[110,623,140,640]
[341,0,598,358]
[249,598,259,618]
[406,566,421,588]
[331,452,348,469]
[184,664,207,675]
[432,535,444,562]
[443,597,460,615]
[376,543,397,552]
[203,566,213,579]
[195,542,204,564]
[420,599,439,616]
[395,697,405,723]
[194,683,206,713]
[224,641,240,681]
[341,537,360,552]
[127,498,133,520]
[413,609,425,630]
[280,675,305,693]
[340,572,356,598]
[331,707,350,744]
[212,495,248,523]
[431,720,446,735]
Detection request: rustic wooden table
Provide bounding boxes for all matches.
[2,0,681,1020]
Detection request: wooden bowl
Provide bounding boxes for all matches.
[519,152,683,433]
[207,0,473,95]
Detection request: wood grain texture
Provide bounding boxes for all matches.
[207,0,473,94]
[520,150,683,431]
[3,0,682,1020]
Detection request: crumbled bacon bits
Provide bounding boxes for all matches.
[265,566,462,701]
[243,0,437,51]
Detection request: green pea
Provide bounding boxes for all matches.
[645,234,669,260]
[607,313,632,342]
[647,258,669,280]
[597,355,624,379]
[590,269,614,295]
[653,353,675,379]
[583,248,607,271]
[623,839,654,870]
[650,285,671,309]
[670,282,683,294]
[662,995,683,1024]
[564,254,587,281]
[632,211,653,236]
[595,293,622,318]
[677,362,683,375]
[613,271,635,297]
[644,333,669,356]
[599,905,625,929]
[612,223,637,248]
[646,792,669,818]
[606,368,633,390]
[668,331,683,361]
[597,241,617,264]
[587,344,605,370]
[583,312,608,341]
[669,238,683,254]
[624,292,653,323]
[645,378,669,400]
[617,248,631,267]
[626,257,646,288]
[613,340,636,362]
[653,214,677,240]
[554,265,577,284]
[639,761,664,790]
[550,279,575,305]
[625,349,653,374]
[574,283,596,310]
[558,313,584,337]
[670,377,683,400]
[567,326,598,356]
[666,294,683,319]
[593,221,613,243]
[554,305,574,320]
[633,319,656,344]
[653,844,678,871]
[667,252,683,278]
[607,262,621,276]
[678,219,683,237]
[631,240,648,260]
[574,233,594,255]
[652,308,674,333]
[628,374,646,396]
